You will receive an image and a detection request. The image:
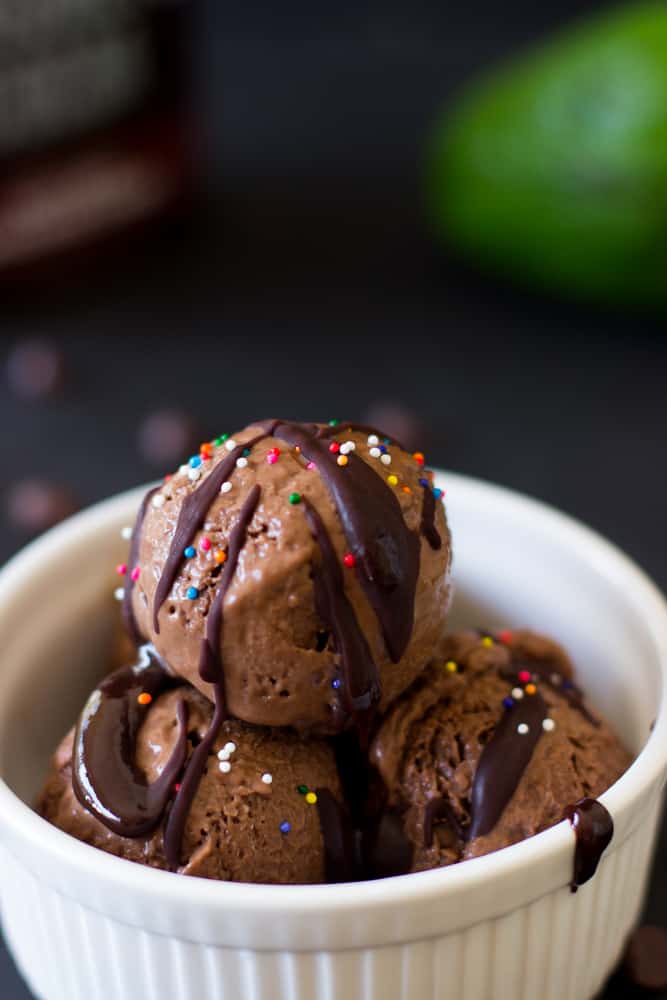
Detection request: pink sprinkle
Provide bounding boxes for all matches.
[200,537,211,552]
[267,453,278,465]
[116,563,127,576]
[518,670,531,683]
[130,567,141,582]
[307,461,316,470]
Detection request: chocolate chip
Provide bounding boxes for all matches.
[6,479,78,535]
[137,409,200,468]
[624,925,667,991]
[363,402,428,453]
[6,338,65,400]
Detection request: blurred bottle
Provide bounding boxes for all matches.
[0,0,195,282]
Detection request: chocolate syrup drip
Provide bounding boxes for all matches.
[198,484,261,684]
[363,807,414,879]
[302,498,380,733]
[73,645,188,837]
[315,787,357,883]
[122,486,159,645]
[469,690,548,839]
[420,484,441,550]
[424,795,465,848]
[272,421,420,663]
[152,431,273,631]
[164,487,262,867]
[566,797,613,892]
[163,680,226,868]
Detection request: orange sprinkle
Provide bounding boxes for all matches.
[137,692,152,706]
[200,442,213,457]
[337,455,348,467]
[525,683,537,695]
[413,452,425,465]
[214,549,227,564]
[402,485,413,495]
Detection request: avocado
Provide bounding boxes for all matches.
[428,2,667,307]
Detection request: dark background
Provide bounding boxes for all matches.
[1,0,666,996]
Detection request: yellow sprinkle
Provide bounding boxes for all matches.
[481,636,494,648]
[445,660,458,673]
[387,474,398,486]
[305,791,318,805]
[525,683,537,695]
[337,455,348,467]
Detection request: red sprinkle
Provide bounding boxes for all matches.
[498,629,513,644]
[518,670,531,684]
[329,442,340,453]
[116,563,127,576]
[174,783,181,793]
[343,553,356,568]
[200,537,212,552]
[130,566,140,581]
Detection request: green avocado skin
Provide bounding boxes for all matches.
[428,2,667,307]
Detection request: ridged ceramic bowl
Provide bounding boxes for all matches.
[0,472,666,1000]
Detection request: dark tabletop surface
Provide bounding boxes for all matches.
[1,1,666,997]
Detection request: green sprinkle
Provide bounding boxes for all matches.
[297,784,308,796]
[214,433,230,446]
[328,419,339,427]
[242,447,251,457]
[289,492,301,505]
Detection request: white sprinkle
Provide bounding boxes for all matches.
[220,481,232,494]
[236,456,248,468]
[179,464,190,476]
[517,723,529,735]
[217,748,231,761]
[114,587,125,602]
[261,773,273,785]
[225,439,237,452]
[120,525,132,541]
[369,447,381,458]
[550,673,562,686]
[152,494,165,509]
[224,742,237,754]
[219,761,231,773]
[188,468,201,482]
[542,718,556,732]
[380,453,392,466]
[367,434,379,446]
[511,687,524,700]
[340,440,356,455]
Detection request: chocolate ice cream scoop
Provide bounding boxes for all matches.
[369,629,631,880]
[38,681,349,884]
[126,420,451,734]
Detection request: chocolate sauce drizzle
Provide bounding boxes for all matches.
[420,484,442,551]
[73,645,188,837]
[152,431,273,633]
[271,421,420,663]
[302,498,380,732]
[121,486,159,646]
[566,797,613,892]
[315,787,357,883]
[469,689,548,840]
[163,485,262,867]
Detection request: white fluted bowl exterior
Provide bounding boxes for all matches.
[0,473,666,1000]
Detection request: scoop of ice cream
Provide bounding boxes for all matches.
[38,683,347,884]
[369,629,631,873]
[126,420,451,733]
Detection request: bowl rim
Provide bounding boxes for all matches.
[0,471,666,926]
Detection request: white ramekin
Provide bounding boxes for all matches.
[0,472,666,1000]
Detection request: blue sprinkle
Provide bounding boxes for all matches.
[419,478,429,488]
[189,455,202,469]
[563,679,574,690]
[383,438,392,445]
[502,697,514,710]
[332,678,342,690]
[280,821,291,835]
[186,586,199,600]
[379,444,388,453]
[433,488,443,500]
[242,447,251,457]
[184,546,196,558]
